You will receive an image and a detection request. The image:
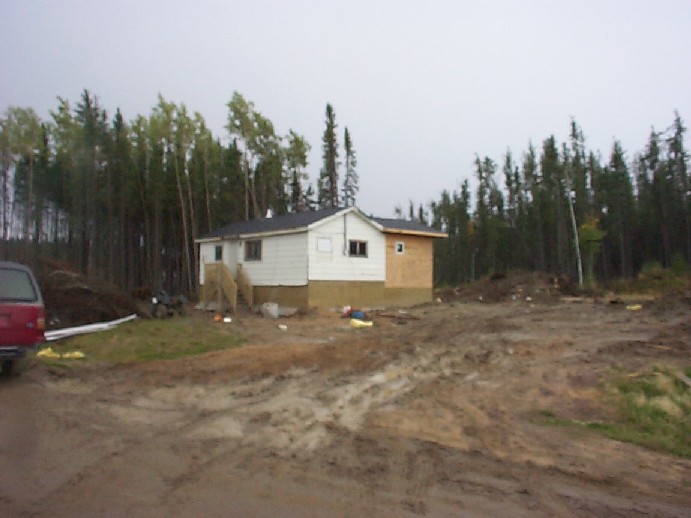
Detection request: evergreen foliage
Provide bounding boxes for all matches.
[318,103,339,208]
[342,127,358,207]
[428,116,690,285]
[0,90,687,295]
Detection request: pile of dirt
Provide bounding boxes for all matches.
[435,271,578,303]
[38,268,142,329]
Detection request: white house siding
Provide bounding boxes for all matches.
[240,231,308,286]
[307,211,385,282]
[198,242,215,285]
[198,241,239,284]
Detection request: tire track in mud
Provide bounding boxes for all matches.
[23,313,513,516]
[6,302,691,517]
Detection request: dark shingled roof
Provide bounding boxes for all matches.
[199,207,345,239]
[372,217,445,235]
[198,207,446,240]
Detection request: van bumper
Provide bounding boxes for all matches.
[0,345,39,359]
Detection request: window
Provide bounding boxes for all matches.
[316,237,332,253]
[349,240,368,257]
[244,240,262,261]
[0,268,38,302]
[395,241,405,254]
[214,245,223,261]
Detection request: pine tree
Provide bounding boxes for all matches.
[342,127,358,207]
[74,90,109,274]
[522,143,546,270]
[597,141,634,278]
[285,130,310,212]
[319,103,339,208]
[665,112,690,263]
[303,184,317,211]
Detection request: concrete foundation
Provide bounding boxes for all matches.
[252,281,432,311]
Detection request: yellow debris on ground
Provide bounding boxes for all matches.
[36,347,85,360]
[350,318,374,328]
[61,351,85,359]
[36,347,61,359]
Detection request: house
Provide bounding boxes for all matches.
[195,206,447,311]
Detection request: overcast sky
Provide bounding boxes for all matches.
[2,0,690,217]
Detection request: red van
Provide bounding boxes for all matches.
[0,261,45,375]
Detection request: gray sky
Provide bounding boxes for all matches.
[2,0,690,217]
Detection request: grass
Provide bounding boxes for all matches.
[534,365,691,458]
[41,316,243,364]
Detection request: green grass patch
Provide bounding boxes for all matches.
[42,316,243,364]
[533,365,691,458]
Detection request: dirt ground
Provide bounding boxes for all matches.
[1,297,690,517]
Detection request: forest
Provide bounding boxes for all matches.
[0,91,356,296]
[1,89,689,296]
[423,114,690,287]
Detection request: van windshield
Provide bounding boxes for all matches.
[0,268,38,302]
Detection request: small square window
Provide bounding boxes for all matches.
[317,237,332,253]
[245,240,262,261]
[349,240,367,257]
[214,245,223,261]
[395,241,405,254]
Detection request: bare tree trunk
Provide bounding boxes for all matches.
[243,153,250,221]
[566,191,583,287]
[173,150,193,296]
[23,155,34,264]
[183,162,198,297]
[107,164,115,283]
[0,159,9,259]
[203,151,213,232]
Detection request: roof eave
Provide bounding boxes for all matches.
[195,236,224,244]
[382,228,448,238]
[238,227,307,239]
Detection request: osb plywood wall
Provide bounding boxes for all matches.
[384,234,433,288]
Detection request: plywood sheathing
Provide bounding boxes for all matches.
[384,234,433,289]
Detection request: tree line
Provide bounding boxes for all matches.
[0,91,357,295]
[412,115,690,287]
[2,89,687,295]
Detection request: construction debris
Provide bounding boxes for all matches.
[44,314,138,342]
[36,347,85,360]
[350,318,374,328]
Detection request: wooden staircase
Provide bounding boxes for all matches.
[235,264,254,309]
[200,262,254,313]
[201,262,238,313]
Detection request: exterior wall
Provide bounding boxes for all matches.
[239,232,308,286]
[308,211,385,282]
[307,281,432,309]
[198,241,239,284]
[253,285,309,311]
[198,210,439,310]
[199,242,215,285]
[384,234,434,289]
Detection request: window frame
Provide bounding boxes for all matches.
[395,241,405,255]
[214,244,223,261]
[316,237,332,253]
[244,239,262,261]
[0,268,38,302]
[348,239,368,258]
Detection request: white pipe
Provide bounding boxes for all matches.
[45,314,138,342]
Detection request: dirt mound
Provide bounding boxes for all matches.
[38,268,142,329]
[436,271,577,303]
